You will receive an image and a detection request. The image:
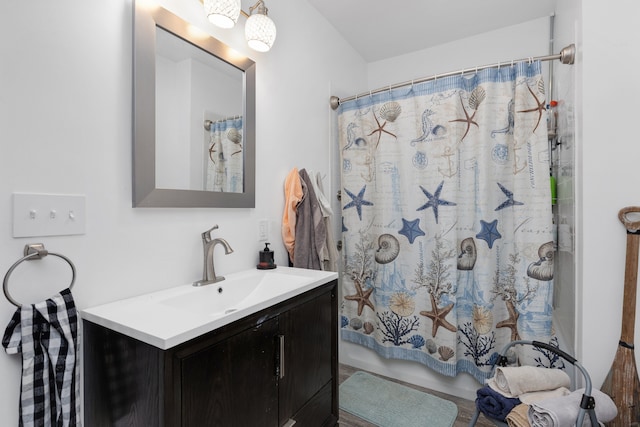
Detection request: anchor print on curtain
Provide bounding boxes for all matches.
[206,116,244,193]
[338,61,558,382]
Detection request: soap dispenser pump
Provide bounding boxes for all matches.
[257,242,276,270]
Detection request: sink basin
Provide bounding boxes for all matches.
[158,271,311,316]
[82,267,337,349]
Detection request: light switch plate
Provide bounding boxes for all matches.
[13,193,86,237]
[258,219,269,241]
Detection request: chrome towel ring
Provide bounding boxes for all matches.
[3,243,76,308]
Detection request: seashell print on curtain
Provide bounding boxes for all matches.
[206,116,244,193]
[338,61,561,382]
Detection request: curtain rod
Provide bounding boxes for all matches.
[203,115,242,131]
[329,43,575,110]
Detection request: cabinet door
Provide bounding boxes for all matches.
[279,290,333,424]
[180,317,279,427]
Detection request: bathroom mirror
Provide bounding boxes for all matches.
[133,2,256,207]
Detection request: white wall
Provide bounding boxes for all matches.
[156,54,192,189]
[367,17,551,90]
[580,0,640,388]
[0,0,365,424]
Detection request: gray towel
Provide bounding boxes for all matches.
[527,388,616,426]
[293,168,326,270]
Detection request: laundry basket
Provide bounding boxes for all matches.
[468,340,599,427]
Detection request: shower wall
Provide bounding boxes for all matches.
[550,0,579,356]
[550,62,576,354]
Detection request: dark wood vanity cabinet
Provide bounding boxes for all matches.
[84,280,338,427]
[179,316,280,426]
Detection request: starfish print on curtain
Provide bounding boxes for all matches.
[476,219,502,249]
[416,181,456,224]
[398,218,425,244]
[344,281,375,316]
[495,183,524,211]
[496,300,521,341]
[449,87,486,142]
[367,110,397,148]
[343,185,374,220]
[421,294,456,337]
[517,80,546,133]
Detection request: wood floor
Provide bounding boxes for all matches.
[338,364,496,427]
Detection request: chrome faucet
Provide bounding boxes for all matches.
[193,225,234,286]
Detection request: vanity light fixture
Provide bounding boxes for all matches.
[203,0,277,52]
[203,0,241,29]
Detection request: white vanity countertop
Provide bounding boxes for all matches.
[81,267,338,350]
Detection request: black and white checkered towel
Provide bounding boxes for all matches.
[2,288,81,427]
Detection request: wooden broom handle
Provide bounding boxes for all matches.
[620,206,640,232]
[618,207,640,345]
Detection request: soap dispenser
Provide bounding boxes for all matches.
[257,243,276,269]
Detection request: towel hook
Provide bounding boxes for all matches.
[3,244,76,308]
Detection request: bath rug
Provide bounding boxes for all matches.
[339,371,458,427]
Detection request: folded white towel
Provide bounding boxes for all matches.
[527,388,616,427]
[488,366,571,397]
[519,387,571,404]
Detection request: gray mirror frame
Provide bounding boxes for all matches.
[133,2,256,208]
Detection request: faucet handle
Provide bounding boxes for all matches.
[202,224,219,242]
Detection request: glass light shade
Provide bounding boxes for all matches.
[245,13,276,52]
[204,0,241,29]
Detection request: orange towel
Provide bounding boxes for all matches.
[506,404,531,427]
[282,168,304,261]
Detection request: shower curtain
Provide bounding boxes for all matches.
[339,61,558,383]
[206,116,243,192]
